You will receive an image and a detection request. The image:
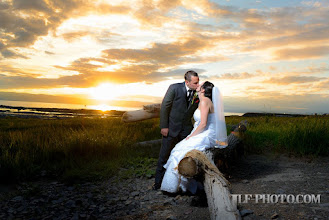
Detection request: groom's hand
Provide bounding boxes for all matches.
[161,128,169,137]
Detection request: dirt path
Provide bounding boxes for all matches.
[0,154,328,219]
[230,154,329,219]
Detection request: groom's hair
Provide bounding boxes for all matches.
[202,81,214,101]
[184,70,198,81]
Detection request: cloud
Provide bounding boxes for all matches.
[0,91,157,108]
[0,91,87,105]
[246,86,265,90]
[61,31,92,42]
[45,51,55,55]
[263,76,327,85]
[0,0,131,57]
[0,74,60,89]
[102,38,209,63]
[232,6,329,61]
[214,72,257,80]
[12,0,51,12]
[0,64,41,77]
[51,36,226,85]
[0,0,81,57]
[313,79,329,91]
[223,93,329,114]
[269,66,277,71]
[272,46,329,60]
[1,49,27,59]
[249,26,329,51]
[182,0,232,17]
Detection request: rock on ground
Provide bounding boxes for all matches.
[0,154,328,219]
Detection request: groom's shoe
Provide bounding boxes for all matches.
[152,183,161,190]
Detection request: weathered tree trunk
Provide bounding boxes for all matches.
[206,121,247,173]
[128,105,247,219]
[178,122,247,220]
[121,104,160,122]
[134,139,162,148]
[178,150,240,220]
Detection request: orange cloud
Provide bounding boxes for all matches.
[0,91,154,108]
[214,72,257,80]
[273,46,329,60]
[263,76,327,85]
[0,0,131,58]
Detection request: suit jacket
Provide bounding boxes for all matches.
[160,82,199,137]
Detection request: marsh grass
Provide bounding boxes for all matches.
[1,115,328,183]
[0,117,161,183]
[225,115,329,156]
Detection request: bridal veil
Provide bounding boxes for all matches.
[212,87,228,148]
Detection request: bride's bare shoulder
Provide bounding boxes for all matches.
[199,97,212,109]
[203,97,212,104]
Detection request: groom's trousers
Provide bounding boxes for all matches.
[154,129,190,188]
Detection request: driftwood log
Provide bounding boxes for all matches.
[126,104,247,219]
[178,150,240,220]
[178,122,247,220]
[122,104,161,122]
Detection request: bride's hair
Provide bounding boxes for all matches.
[202,81,214,101]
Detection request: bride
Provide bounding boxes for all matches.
[160,81,228,194]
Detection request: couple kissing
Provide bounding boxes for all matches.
[154,70,228,193]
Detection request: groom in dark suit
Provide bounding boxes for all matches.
[153,70,200,190]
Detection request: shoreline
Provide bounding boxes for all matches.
[0,104,125,119]
[0,104,327,120]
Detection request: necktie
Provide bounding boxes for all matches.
[187,90,193,104]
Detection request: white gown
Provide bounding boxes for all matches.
[160,109,217,193]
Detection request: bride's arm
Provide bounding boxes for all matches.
[186,100,209,140]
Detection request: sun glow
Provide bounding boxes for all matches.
[92,104,113,111]
[89,83,120,100]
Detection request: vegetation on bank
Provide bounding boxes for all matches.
[0,115,328,183]
[226,115,329,156]
[0,117,161,183]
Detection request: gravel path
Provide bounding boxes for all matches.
[1,154,328,219]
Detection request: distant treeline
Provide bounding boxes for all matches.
[242,112,328,117]
[0,105,125,116]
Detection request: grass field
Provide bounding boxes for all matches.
[1,115,328,183]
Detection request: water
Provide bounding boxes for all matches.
[0,100,137,111]
[0,100,244,117]
[225,112,244,116]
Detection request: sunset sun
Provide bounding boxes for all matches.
[89,83,119,101]
[0,0,328,114]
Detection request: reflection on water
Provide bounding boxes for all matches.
[0,100,244,119]
[0,100,128,119]
[0,100,137,111]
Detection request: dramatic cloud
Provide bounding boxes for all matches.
[263,76,327,85]
[214,72,256,80]
[1,0,329,113]
[272,46,329,60]
[0,91,154,108]
[52,36,226,85]
[0,0,130,58]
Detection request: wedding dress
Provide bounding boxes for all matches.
[160,109,216,193]
[160,87,227,194]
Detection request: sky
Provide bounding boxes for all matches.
[0,0,328,114]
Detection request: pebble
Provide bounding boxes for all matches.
[271,212,279,219]
[130,191,140,197]
[1,157,328,220]
[276,188,285,194]
[240,209,253,217]
[166,215,177,220]
[11,196,24,202]
[319,203,329,207]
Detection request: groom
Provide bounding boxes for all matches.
[153,70,200,190]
